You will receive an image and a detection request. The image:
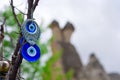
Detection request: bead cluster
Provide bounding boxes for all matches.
[20,19,41,62]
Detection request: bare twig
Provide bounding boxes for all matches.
[2,18,6,25]
[14,6,27,15]
[0,56,10,62]
[0,18,6,60]
[11,35,21,64]
[10,0,21,27]
[0,24,4,43]
[5,30,16,48]
[32,0,40,11]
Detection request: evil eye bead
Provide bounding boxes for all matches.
[26,21,37,34]
[21,42,41,62]
[21,19,41,45]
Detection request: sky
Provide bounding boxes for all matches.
[1,0,120,73]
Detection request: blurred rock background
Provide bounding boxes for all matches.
[50,20,120,80]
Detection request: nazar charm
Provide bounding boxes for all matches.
[20,19,41,62]
[21,19,40,45]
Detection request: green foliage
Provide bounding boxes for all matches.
[2,8,16,26]
[2,7,23,26]
[42,52,62,80]
[21,60,42,80]
[42,51,74,80]
[17,13,23,23]
[66,69,74,80]
[1,7,20,58]
[38,42,48,55]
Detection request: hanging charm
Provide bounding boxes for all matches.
[21,19,41,62]
[21,42,40,62]
[21,19,40,45]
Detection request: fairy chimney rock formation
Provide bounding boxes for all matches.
[50,20,83,80]
[50,20,62,42]
[109,73,120,80]
[50,20,63,54]
[49,20,120,80]
[86,53,104,70]
[50,20,66,80]
[62,22,75,43]
[50,20,120,80]
[61,22,83,80]
[86,53,110,80]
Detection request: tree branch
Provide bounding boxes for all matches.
[6,35,23,80]
[32,0,40,12]
[6,53,23,80]
[27,0,34,19]
[6,0,40,80]
[14,7,27,15]
[11,35,21,64]
[0,18,6,60]
[10,0,21,27]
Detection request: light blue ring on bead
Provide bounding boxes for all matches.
[27,46,36,57]
[25,21,37,34]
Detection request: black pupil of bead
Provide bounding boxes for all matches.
[30,49,34,53]
[30,26,33,29]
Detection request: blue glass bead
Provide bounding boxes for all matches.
[21,42,41,62]
[26,21,37,34]
[21,19,41,45]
